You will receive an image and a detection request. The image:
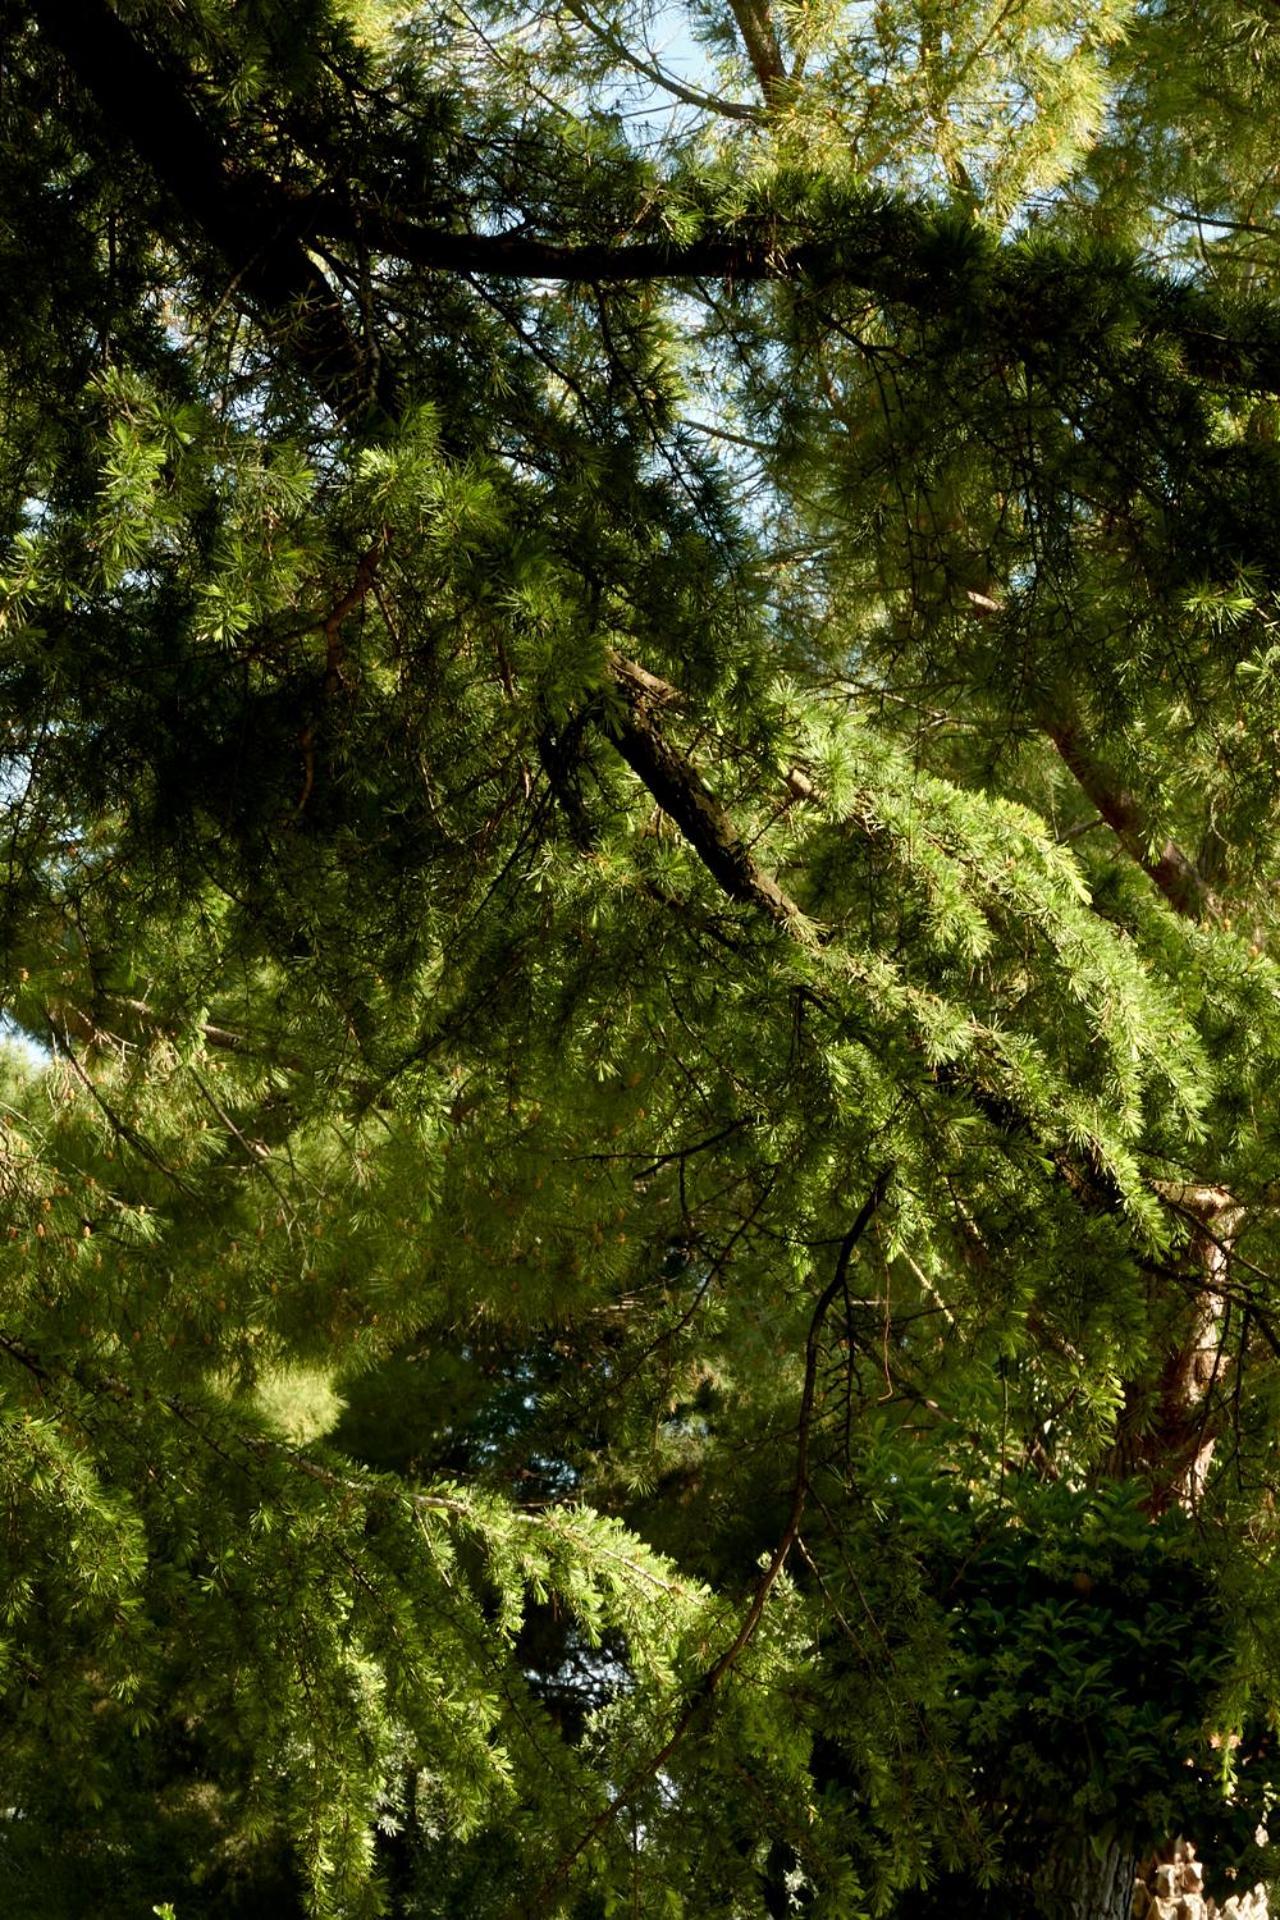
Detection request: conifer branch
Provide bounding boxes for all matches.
[33,0,1280,402]
[47,994,309,1073]
[1045,703,1213,920]
[29,0,390,422]
[0,1329,51,1389]
[968,592,1214,920]
[604,653,813,934]
[724,0,788,105]
[48,1024,200,1198]
[558,0,765,121]
[533,1167,891,1907]
[0,1322,702,1603]
[270,1441,698,1596]
[305,195,1280,394]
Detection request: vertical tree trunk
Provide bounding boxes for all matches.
[1032,1834,1137,1920]
[1113,1185,1242,1514]
[900,1833,1139,1917]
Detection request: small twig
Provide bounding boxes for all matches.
[187,1062,294,1214]
[0,1327,51,1387]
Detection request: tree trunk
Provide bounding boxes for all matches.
[1113,1185,1242,1515]
[1031,1834,1137,1920]
[899,1832,1138,1917]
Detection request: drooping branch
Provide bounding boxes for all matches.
[604,653,813,934]
[45,993,309,1073]
[1044,700,1214,921]
[534,1168,892,1905]
[0,1326,701,1599]
[558,0,765,121]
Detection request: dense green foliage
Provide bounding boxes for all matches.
[8,1,1280,1913]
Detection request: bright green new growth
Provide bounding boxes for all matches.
[5,1,1280,1914]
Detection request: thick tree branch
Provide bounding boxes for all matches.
[725,0,788,104]
[33,2,1280,403]
[1044,702,1213,920]
[305,196,1280,396]
[604,653,813,934]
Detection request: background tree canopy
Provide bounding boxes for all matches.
[8,1,1280,1915]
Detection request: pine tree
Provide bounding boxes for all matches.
[5,2,1280,1915]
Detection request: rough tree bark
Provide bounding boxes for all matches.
[1033,1835,1137,1920]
